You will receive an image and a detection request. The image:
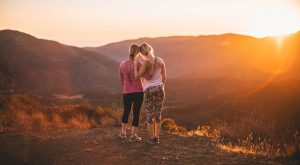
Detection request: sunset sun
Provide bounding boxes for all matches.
[245,4,300,37]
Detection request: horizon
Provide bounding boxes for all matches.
[2,28,300,48]
[1,0,300,47]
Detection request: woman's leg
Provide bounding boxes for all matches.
[145,88,155,139]
[121,93,133,134]
[153,86,165,140]
[131,92,144,135]
[147,121,155,139]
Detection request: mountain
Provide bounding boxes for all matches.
[87,32,300,95]
[87,33,296,80]
[0,30,120,99]
[1,29,299,128]
[88,32,300,128]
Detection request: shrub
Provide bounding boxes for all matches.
[162,118,188,135]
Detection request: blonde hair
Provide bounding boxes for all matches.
[139,43,154,56]
[129,44,140,59]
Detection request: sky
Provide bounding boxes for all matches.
[1,0,300,47]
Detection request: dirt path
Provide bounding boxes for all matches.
[0,126,297,165]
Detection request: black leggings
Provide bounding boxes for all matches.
[122,92,144,127]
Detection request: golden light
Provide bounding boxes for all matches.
[244,33,296,97]
[245,5,300,37]
[274,34,291,55]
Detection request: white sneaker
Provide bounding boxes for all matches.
[119,131,126,139]
[129,134,142,142]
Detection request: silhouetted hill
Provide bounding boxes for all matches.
[0,30,120,100]
[88,32,300,129]
[88,33,293,80]
[1,29,299,131]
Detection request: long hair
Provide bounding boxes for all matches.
[129,44,140,59]
[139,43,154,56]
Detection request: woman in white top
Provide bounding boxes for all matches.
[134,43,166,144]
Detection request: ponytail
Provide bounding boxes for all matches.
[129,44,140,59]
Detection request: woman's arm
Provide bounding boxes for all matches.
[134,59,149,79]
[161,60,166,85]
[119,66,124,86]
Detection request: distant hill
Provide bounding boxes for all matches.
[0,30,120,99]
[87,31,300,128]
[87,33,299,80]
[1,29,299,128]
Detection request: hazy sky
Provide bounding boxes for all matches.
[1,0,300,46]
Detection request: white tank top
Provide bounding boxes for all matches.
[143,67,163,91]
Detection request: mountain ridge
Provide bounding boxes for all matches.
[0,29,120,100]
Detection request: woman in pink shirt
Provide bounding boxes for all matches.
[119,44,143,142]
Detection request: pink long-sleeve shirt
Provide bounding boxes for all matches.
[119,59,143,94]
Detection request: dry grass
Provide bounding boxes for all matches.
[67,113,93,129]
[191,109,300,160]
[0,95,122,133]
[1,95,299,160]
[162,118,188,135]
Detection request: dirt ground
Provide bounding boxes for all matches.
[0,126,298,165]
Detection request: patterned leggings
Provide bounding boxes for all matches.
[144,85,165,124]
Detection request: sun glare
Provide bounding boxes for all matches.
[246,5,300,37]
[275,35,288,53]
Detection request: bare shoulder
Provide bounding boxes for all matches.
[156,57,165,65]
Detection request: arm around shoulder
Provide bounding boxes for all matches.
[134,60,149,79]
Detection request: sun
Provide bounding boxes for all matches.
[246,4,300,37]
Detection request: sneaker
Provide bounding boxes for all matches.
[149,138,156,144]
[129,134,142,142]
[155,137,160,144]
[119,131,126,139]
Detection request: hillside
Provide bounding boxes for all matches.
[87,32,300,128]
[88,33,292,80]
[0,30,120,103]
[0,126,294,165]
[0,30,299,163]
[1,30,299,130]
